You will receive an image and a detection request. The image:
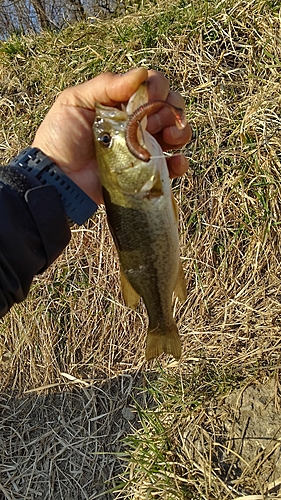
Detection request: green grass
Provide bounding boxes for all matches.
[121,362,248,499]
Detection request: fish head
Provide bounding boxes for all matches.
[93,82,149,173]
[93,85,168,203]
[93,104,132,174]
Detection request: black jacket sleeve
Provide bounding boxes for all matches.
[0,168,71,317]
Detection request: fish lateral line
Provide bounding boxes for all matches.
[125,100,186,162]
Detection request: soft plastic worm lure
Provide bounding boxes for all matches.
[125,100,186,162]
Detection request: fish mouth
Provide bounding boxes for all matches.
[94,102,127,122]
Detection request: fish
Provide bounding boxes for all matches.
[93,83,187,361]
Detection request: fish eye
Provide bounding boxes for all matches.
[99,133,112,148]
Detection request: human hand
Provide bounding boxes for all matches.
[32,68,192,205]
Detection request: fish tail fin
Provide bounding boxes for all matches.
[145,322,182,361]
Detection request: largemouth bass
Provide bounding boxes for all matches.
[93,84,187,360]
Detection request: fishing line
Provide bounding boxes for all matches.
[148,152,184,160]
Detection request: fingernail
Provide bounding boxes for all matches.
[170,126,184,141]
[122,67,147,77]
[180,154,189,170]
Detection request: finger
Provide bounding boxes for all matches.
[147,92,192,149]
[146,70,170,101]
[158,94,193,149]
[147,91,185,134]
[162,120,193,148]
[162,92,192,146]
[152,120,192,152]
[60,67,149,111]
[166,154,189,179]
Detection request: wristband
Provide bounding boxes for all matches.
[7,147,98,225]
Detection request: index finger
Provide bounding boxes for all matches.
[146,70,170,101]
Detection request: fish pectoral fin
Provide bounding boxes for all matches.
[120,267,140,310]
[141,170,163,198]
[151,170,163,196]
[146,322,182,361]
[174,260,187,303]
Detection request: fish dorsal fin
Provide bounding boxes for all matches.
[170,193,186,301]
[120,267,140,310]
[174,260,187,303]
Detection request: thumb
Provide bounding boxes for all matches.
[63,68,148,110]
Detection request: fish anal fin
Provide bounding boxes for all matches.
[145,322,181,361]
[174,260,187,303]
[120,267,140,310]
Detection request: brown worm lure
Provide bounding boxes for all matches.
[125,101,186,162]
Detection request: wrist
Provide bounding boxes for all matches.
[5,147,98,226]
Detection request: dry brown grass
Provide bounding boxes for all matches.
[1,0,281,498]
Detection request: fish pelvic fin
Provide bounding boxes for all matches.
[145,322,182,361]
[171,192,179,222]
[120,267,140,310]
[174,260,187,303]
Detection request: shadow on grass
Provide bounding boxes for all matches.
[0,371,157,500]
